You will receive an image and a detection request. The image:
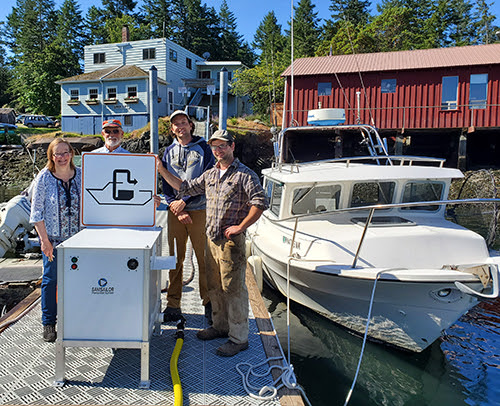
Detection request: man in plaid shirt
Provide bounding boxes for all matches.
[159,129,268,356]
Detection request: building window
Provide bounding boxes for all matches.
[70,89,79,100]
[127,86,137,98]
[124,116,133,126]
[107,87,117,100]
[88,88,99,99]
[469,73,488,109]
[186,57,192,70]
[318,82,331,96]
[93,53,105,64]
[228,71,232,81]
[143,48,156,60]
[441,76,458,110]
[381,79,396,93]
[169,49,177,62]
[199,70,211,79]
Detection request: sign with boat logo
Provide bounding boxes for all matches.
[81,153,157,227]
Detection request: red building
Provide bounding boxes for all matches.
[281,44,500,168]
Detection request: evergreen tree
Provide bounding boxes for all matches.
[84,6,108,44]
[101,0,137,19]
[329,0,372,27]
[55,0,85,75]
[171,0,220,58]
[474,0,496,44]
[0,44,12,108]
[289,0,322,58]
[442,0,477,46]
[141,0,174,39]
[217,0,255,66]
[253,11,286,60]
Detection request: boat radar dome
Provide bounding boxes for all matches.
[307,108,346,126]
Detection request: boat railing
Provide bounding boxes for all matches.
[271,155,446,172]
[267,198,500,269]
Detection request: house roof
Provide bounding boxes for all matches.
[56,65,168,84]
[282,43,500,77]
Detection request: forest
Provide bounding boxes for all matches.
[0,0,497,117]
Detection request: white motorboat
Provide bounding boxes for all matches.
[246,117,500,352]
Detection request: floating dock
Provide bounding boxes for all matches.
[0,255,304,405]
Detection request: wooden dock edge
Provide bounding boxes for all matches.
[246,265,306,406]
[0,286,41,334]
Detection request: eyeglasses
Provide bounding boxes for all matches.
[53,151,70,158]
[104,129,121,134]
[210,144,229,151]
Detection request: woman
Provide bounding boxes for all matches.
[30,138,81,342]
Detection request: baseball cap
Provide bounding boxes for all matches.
[169,110,191,122]
[102,119,122,129]
[208,129,234,144]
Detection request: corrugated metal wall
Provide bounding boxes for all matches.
[285,65,500,130]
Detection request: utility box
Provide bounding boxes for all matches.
[54,153,175,389]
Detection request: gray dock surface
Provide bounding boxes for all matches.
[0,244,303,405]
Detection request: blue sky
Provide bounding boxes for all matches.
[1,0,499,45]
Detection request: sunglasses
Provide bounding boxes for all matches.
[104,129,121,134]
[53,151,71,158]
[210,144,229,151]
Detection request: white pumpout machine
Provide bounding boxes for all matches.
[54,153,175,388]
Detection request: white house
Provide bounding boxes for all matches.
[58,27,252,134]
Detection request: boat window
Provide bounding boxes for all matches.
[292,185,341,215]
[350,182,395,208]
[266,180,283,217]
[401,181,444,211]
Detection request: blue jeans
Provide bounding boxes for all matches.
[41,250,58,326]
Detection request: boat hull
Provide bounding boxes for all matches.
[252,243,481,352]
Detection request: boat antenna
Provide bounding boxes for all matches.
[341,13,376,126]
[289,0,294,128]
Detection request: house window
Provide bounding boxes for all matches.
[70,89,79,100]
[199,71,211,79]
[470,74,488,109]
[143,48,156,60]
[186,57,192,70]
[318,82,331,96]
[381,79,396,93]
[169,49,177,62]
[107,87,117,100]
[228,71,232,81]
[127,86,137,98]
[93,53,105,64]
[441,76,458,110]
[88,88,99,99]
[124,116,133,126]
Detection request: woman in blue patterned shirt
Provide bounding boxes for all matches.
[30,138,82,342]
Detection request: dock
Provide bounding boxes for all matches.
[0,251,305,405]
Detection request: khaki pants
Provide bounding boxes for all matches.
[167,209,209,308]
[206,233,248,344]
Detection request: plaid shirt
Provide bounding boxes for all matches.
[179,158,268,241]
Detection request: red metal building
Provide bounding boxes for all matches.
[281,43,500,167]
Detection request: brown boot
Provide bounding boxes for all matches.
[216,340,249,357]
[196,327,228,341]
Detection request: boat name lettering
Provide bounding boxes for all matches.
[283,236,300,249]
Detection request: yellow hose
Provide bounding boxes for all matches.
[170,337,184,406]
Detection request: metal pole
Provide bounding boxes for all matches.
[219,68,228,131]
[149,66,158,154]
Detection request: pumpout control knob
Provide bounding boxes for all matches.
[127,258,139,270]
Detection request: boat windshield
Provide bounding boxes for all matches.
[350,182,395,208]
[292,185,341,214]
[401,181,444,211]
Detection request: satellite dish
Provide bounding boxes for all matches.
[202,52,210,60]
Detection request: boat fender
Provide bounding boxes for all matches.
[245,239,252,259]
[248,255,263,292]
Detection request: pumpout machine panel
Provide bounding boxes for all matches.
[54,153,175,389]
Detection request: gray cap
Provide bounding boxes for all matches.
[169,110,191,122]
[208,129,234,144]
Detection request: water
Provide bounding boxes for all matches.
[263,287,500,406]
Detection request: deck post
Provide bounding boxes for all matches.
[458,132,467,170]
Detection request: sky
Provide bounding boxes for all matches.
[0,0,499,45]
